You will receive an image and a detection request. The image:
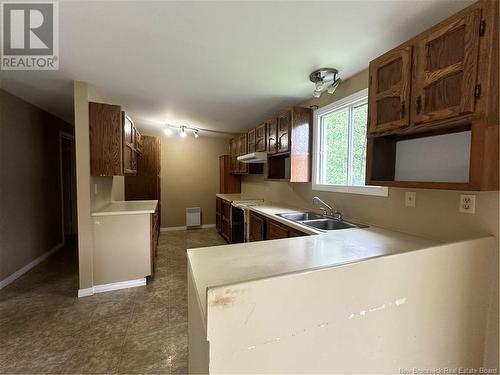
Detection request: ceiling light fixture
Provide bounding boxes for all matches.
[162,124,237,139]
[309,68,342,98]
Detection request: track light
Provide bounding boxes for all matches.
[163,125,207,139]
[309,68,341,98]
[327,77,342,94]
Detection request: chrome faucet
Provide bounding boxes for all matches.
[312,196,343,221]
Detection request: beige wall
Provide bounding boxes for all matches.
[0,89,74,281]
[74,81,123,290]
[241,68,499,367]
[156,133,230,228]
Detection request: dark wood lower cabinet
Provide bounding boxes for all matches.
[248,212,308,241]
[288,228,308,238]
[249,212,266,242]
[266,219,289,240]
[218,198,309,243]
[216,197,232,243]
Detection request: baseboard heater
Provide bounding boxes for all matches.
[186,207,201,228]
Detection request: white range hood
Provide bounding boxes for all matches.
[237,152,267,164]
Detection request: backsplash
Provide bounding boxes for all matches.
[242,173,499,243]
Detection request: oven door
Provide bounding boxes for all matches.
[231,206,245,244]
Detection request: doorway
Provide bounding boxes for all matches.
[60,132,77,245]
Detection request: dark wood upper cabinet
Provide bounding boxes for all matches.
[229,138,238,173]
[136,130,143,154]
[368,46,412,133]
[411,8,482,126]
[219,155,241,193]
[267,118,278,155]
[238,133,248,174]
[267,107,312,182]
[123,113,137,175]
[247,128,256,153]
[277,110,291,153]
[89,102,123,176]
[366,0,498,191]
[90,101,143,177]
[255,123,267,152]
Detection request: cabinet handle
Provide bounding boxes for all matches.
[400,101,405,118]
[416,96,422,115]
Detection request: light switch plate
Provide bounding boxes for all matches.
[405,192,416,207]
[459,194,476,214]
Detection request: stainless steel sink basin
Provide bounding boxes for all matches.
[276,211,366,231]
[299,218,357,230]
[277,212,325,221]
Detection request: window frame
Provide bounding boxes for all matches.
[312,88,389,197]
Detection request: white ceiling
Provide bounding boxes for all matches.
[0,0,473,133]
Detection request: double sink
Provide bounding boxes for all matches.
[276,212,366,231]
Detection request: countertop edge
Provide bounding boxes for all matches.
[247,205,321,235]
[91,200,158,217]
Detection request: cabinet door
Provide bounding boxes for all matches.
[136,130,143,154]
[368,47,412,133]
[249,212,265,242]
[221,200,231,242]
[277,111,291,153]
[216,198,222,233]
[255,123,267,152]
[266,219,289,240]
[123,114,137,175]
[411,8,481,125]
[229,139,238,173]
[89,102,123,176]
[247,129,256,153]
[238,134,248,173]
[267,118,278,154]
[288,228,307,237]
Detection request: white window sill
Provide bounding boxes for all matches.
[312,183,389,197]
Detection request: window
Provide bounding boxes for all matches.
[312,89,388,197]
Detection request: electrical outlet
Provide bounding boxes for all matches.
[405,192,416,207]
[459,194,476,214]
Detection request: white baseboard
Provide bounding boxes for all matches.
[78,278,146,298]
[78,287,94,298]
[160,224,216,232]
[0,243,63,289]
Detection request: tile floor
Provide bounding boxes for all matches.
[0,228,226,374]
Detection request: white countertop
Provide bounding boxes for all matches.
[91,200,158,216]
[216,193,263,202]
[248,204,323,235]
[188,224,438,319]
